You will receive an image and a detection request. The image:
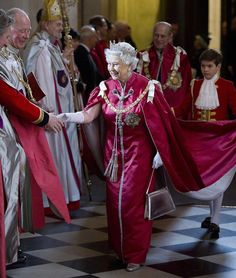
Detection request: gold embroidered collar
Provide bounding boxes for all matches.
[103,85,149,114]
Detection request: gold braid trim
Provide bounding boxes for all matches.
[143,62,151,79]
[0,48,36,102]
[12,68,36,103]
[32,108,44,124]
[103,85,149,115]
[138,48,151,79]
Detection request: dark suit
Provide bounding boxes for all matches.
[74,44,102,105]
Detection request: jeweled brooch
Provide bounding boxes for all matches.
[124,113,141,128]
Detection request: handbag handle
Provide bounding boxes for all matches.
[146,169,155,194]
[146,168,170,194]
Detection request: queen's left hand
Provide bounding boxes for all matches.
[152,151,163,169]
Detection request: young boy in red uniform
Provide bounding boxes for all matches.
[174,49,236,239]
[174,49,236,121]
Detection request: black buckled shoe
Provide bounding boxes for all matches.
[6,253,27,269]
[201,217,211,229]
[17,253,27,264]
[208,223,220,239]
[17,248,27,264]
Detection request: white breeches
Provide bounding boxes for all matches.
[183,166,236,225]
[183,166,236,201]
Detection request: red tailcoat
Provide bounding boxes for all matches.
[0,79,70,228]
[86,72,236,264]
[91,40,109,79]
[0,79,48,125]
[174,77,236,120]
[139,43,192,107]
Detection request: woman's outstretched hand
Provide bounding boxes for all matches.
[57,112,85,123]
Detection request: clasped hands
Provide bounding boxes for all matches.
[45,112,85,133]
[45,113,64,133]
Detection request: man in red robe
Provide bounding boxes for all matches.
[89,15,110,80]
[137,21,192,107]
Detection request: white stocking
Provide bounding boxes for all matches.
[209,200,213,218]
[210,193,224,225]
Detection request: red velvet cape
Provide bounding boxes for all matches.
[143,86,236,192]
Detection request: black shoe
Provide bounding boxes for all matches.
[6,254,27,269]
[208,223,220,239]
[201,217,211,229]
[17,253,27,264]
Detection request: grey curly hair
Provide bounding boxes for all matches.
[105,41,139,70]
[0,9,14,36]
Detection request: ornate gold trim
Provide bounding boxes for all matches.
[0,48,36,102]
[103,85,149,114]
[32,109,44,124]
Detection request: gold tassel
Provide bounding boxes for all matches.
[104,151,118,182]
[104,114,119,182]
[110,154,118,182]
[104,157,113,178]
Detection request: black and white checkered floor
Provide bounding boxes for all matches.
[6,201,236,278]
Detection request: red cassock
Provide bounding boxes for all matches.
[85,72,236,264]
[0,79,48,125]
[91,40,110,79]
[174,77,236,120]
[0,75,70,270]
[0,79,70,228]
[139,43,192,107]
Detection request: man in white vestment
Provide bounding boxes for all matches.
[23,0,83,210]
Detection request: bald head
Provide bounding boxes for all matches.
[153,21,172,32]
[7,7,29,20]
[80,25,98,49]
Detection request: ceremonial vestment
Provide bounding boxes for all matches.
[174,77,236,121]
[0,46,70,264]
[137,43,192,107]
[85,72,236,264]
[173,76,236,204]
[24,31,83,209]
